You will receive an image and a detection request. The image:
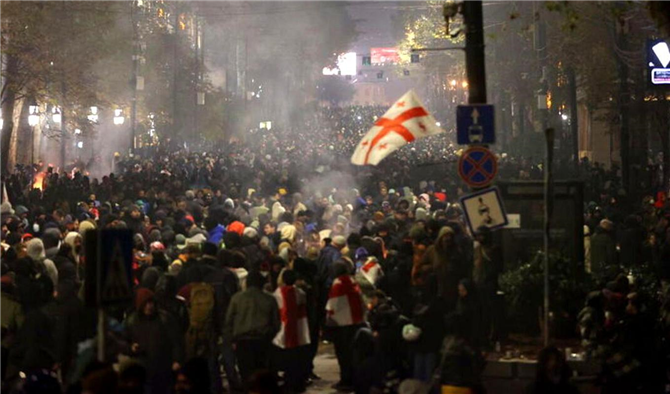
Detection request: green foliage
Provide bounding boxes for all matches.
[500,252,593,336]
[647,1,670,37]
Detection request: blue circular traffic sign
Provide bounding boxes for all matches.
[458,146,498,187]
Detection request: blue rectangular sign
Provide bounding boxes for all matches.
[457,104,495,145]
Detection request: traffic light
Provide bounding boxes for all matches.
[411,54,420,63]
[363,56,371,66]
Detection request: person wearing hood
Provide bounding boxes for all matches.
[205,217,226,246]
[354,257,384,306]
[25,238,58,289]
[125,288,183,394]
[419,226,466,311]
[591,219,618,279]
[272,200,286,222]
[41,227,62,261]
[280,224,298,245]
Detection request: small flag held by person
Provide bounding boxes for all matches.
[351,90,445,166]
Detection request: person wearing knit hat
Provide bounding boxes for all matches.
[227,221,245,236]
[242,226,259,240]
[332,235,346,249]
[176,234,187,250]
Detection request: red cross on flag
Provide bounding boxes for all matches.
[351,90,445,166]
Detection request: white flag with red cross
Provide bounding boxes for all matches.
[351,90,445,166]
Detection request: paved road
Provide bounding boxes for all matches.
[306,343,597,394]
[308,343,340,394]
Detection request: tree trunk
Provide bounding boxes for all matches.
[1,54,19,175]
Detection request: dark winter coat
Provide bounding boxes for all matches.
[590,228,618,277]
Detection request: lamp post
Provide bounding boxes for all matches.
[113,109,125,125]
[52,106,62,124]
[88,106,99,123]
[28,105,40,164]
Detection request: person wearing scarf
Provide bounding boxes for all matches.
[325,261,365,392]
[272,269,310,393]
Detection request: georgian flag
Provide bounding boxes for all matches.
[273,285,311,349]
[351,90,445,166]
[359,257,384,287]
[325,275,365,327]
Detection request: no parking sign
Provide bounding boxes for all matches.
[458,146,498,188]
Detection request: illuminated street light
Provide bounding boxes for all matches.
[77,141,83,149]
[113,109,125,125]
[74,128,82,135]
[28,105,40,127]
[88,106,99,123]
[450,80,457,87]
[462,81,469,89]
[436,122,441,127]
[52,107,61,124]
[561,114,569,121]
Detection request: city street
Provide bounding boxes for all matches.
[1,1,669,393]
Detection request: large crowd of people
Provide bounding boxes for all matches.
[0,105,669,394]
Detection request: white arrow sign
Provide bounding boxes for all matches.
[471,108,480,125]
[653,42,670,68]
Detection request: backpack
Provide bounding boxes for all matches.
[185,282,215,359]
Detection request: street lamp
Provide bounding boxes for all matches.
[461,81,469,89]
[74,128,82,135]
[450,79,457,87]
[28,105,40,127]
[113,109,125,125]
[77,141,83,149]
[561,114,569,121]
[88,106,98,123]
[52,107,61,124]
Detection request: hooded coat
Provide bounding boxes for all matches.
[125,289,183,391]
[419,227,468,310]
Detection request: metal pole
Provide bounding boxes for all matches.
[130,1,138,153]
[463,0,487,105]
[172,5,179,139]
[543,127,555,347]
[194,17,199,140]
[97,308,105,362]
[568,68,579,175]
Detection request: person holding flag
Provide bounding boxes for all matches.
[351,90,445,166]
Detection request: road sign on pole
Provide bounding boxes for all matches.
[459,187,509,233]
[85,229,134,307]
[458,146,498,188]
[99,229,134,306]
[457,104,495,144]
